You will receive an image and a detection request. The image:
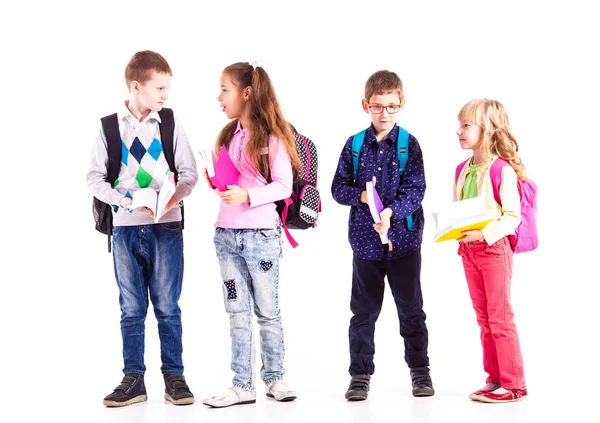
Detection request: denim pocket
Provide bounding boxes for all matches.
[258,228,280,240]
[159,221,182,232]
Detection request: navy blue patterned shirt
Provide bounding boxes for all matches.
[331,124,426,260]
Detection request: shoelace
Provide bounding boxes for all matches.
[348,375,370,391]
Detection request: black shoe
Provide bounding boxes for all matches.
[345,373,370,401]
[164,374,195,405]
[103,374,148,407]
[410,367,435,396]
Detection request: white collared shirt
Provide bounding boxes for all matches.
[87,102,198,226]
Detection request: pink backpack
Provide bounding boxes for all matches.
[455,157,538,253]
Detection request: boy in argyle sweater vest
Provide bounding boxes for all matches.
[86,50,198,407]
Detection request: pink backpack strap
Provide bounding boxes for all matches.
[280,197,298,248]
[455,158,470,183]
[489,157,511,206]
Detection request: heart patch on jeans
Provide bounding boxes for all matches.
[259,260,273,272]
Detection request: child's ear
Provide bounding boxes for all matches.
[244,86,252,100]
[362,99,370,113]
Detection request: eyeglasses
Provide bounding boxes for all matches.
[367,104,402,114]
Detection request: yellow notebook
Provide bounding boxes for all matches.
[432,196,500,243]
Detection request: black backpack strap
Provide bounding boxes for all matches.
[101,113,122,185]
[158,108,176,173]
[157,108,184,228]
[99,113,122,252]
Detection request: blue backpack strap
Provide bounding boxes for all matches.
[351,129,367,179]
[397,126,409,173]
[396,126,414,231]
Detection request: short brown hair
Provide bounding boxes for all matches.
[124,50,172,87]
[364,70,404,103]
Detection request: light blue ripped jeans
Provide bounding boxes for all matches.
[213,226,285,390]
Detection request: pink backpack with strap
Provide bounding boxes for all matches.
[455,157,538,253]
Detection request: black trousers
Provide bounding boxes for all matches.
[349,247,429,375]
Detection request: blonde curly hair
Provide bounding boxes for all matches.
[458,99,528,180]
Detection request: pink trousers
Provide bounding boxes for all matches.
[458,237,526,389]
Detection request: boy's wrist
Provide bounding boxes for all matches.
[360,190,367,203]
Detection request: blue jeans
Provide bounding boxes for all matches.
[214,227,285,390]
[112,222,185,375]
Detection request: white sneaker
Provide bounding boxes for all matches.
[202,387,256,408]
[266,381,297,402]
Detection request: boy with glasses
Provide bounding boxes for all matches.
[331,70,434,401]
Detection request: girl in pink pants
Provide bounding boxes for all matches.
[453,99,528,403]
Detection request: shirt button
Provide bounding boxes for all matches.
[361,163,365,167]
[378,167,382,171]
[379,150,384,154]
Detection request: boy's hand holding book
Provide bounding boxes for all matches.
[374,207,393,236]
[148,196,178,220]
[128,171,177,223]
[119,197,133,209]
[365,176,394,245]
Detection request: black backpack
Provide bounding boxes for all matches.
[92,108,180,252]
[272,125,320,248]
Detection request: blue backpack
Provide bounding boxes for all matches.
[351,126,414,231]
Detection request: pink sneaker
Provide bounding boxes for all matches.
[468,382,501,401]
[478,387,527,403]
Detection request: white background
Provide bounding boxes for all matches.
[2,1,599,422]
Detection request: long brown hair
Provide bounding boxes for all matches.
[215,62,301,178]
[458,99,528,180]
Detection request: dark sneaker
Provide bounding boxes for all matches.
[410,367,435,397]
[103,374,147,407]
[164,374,195,405]
[345,373,370,401]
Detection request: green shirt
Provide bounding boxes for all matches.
[461,160,481,200]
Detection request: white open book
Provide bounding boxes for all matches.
[198,148,215,178]
[432,196,500,242]
[129,171,176,223]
